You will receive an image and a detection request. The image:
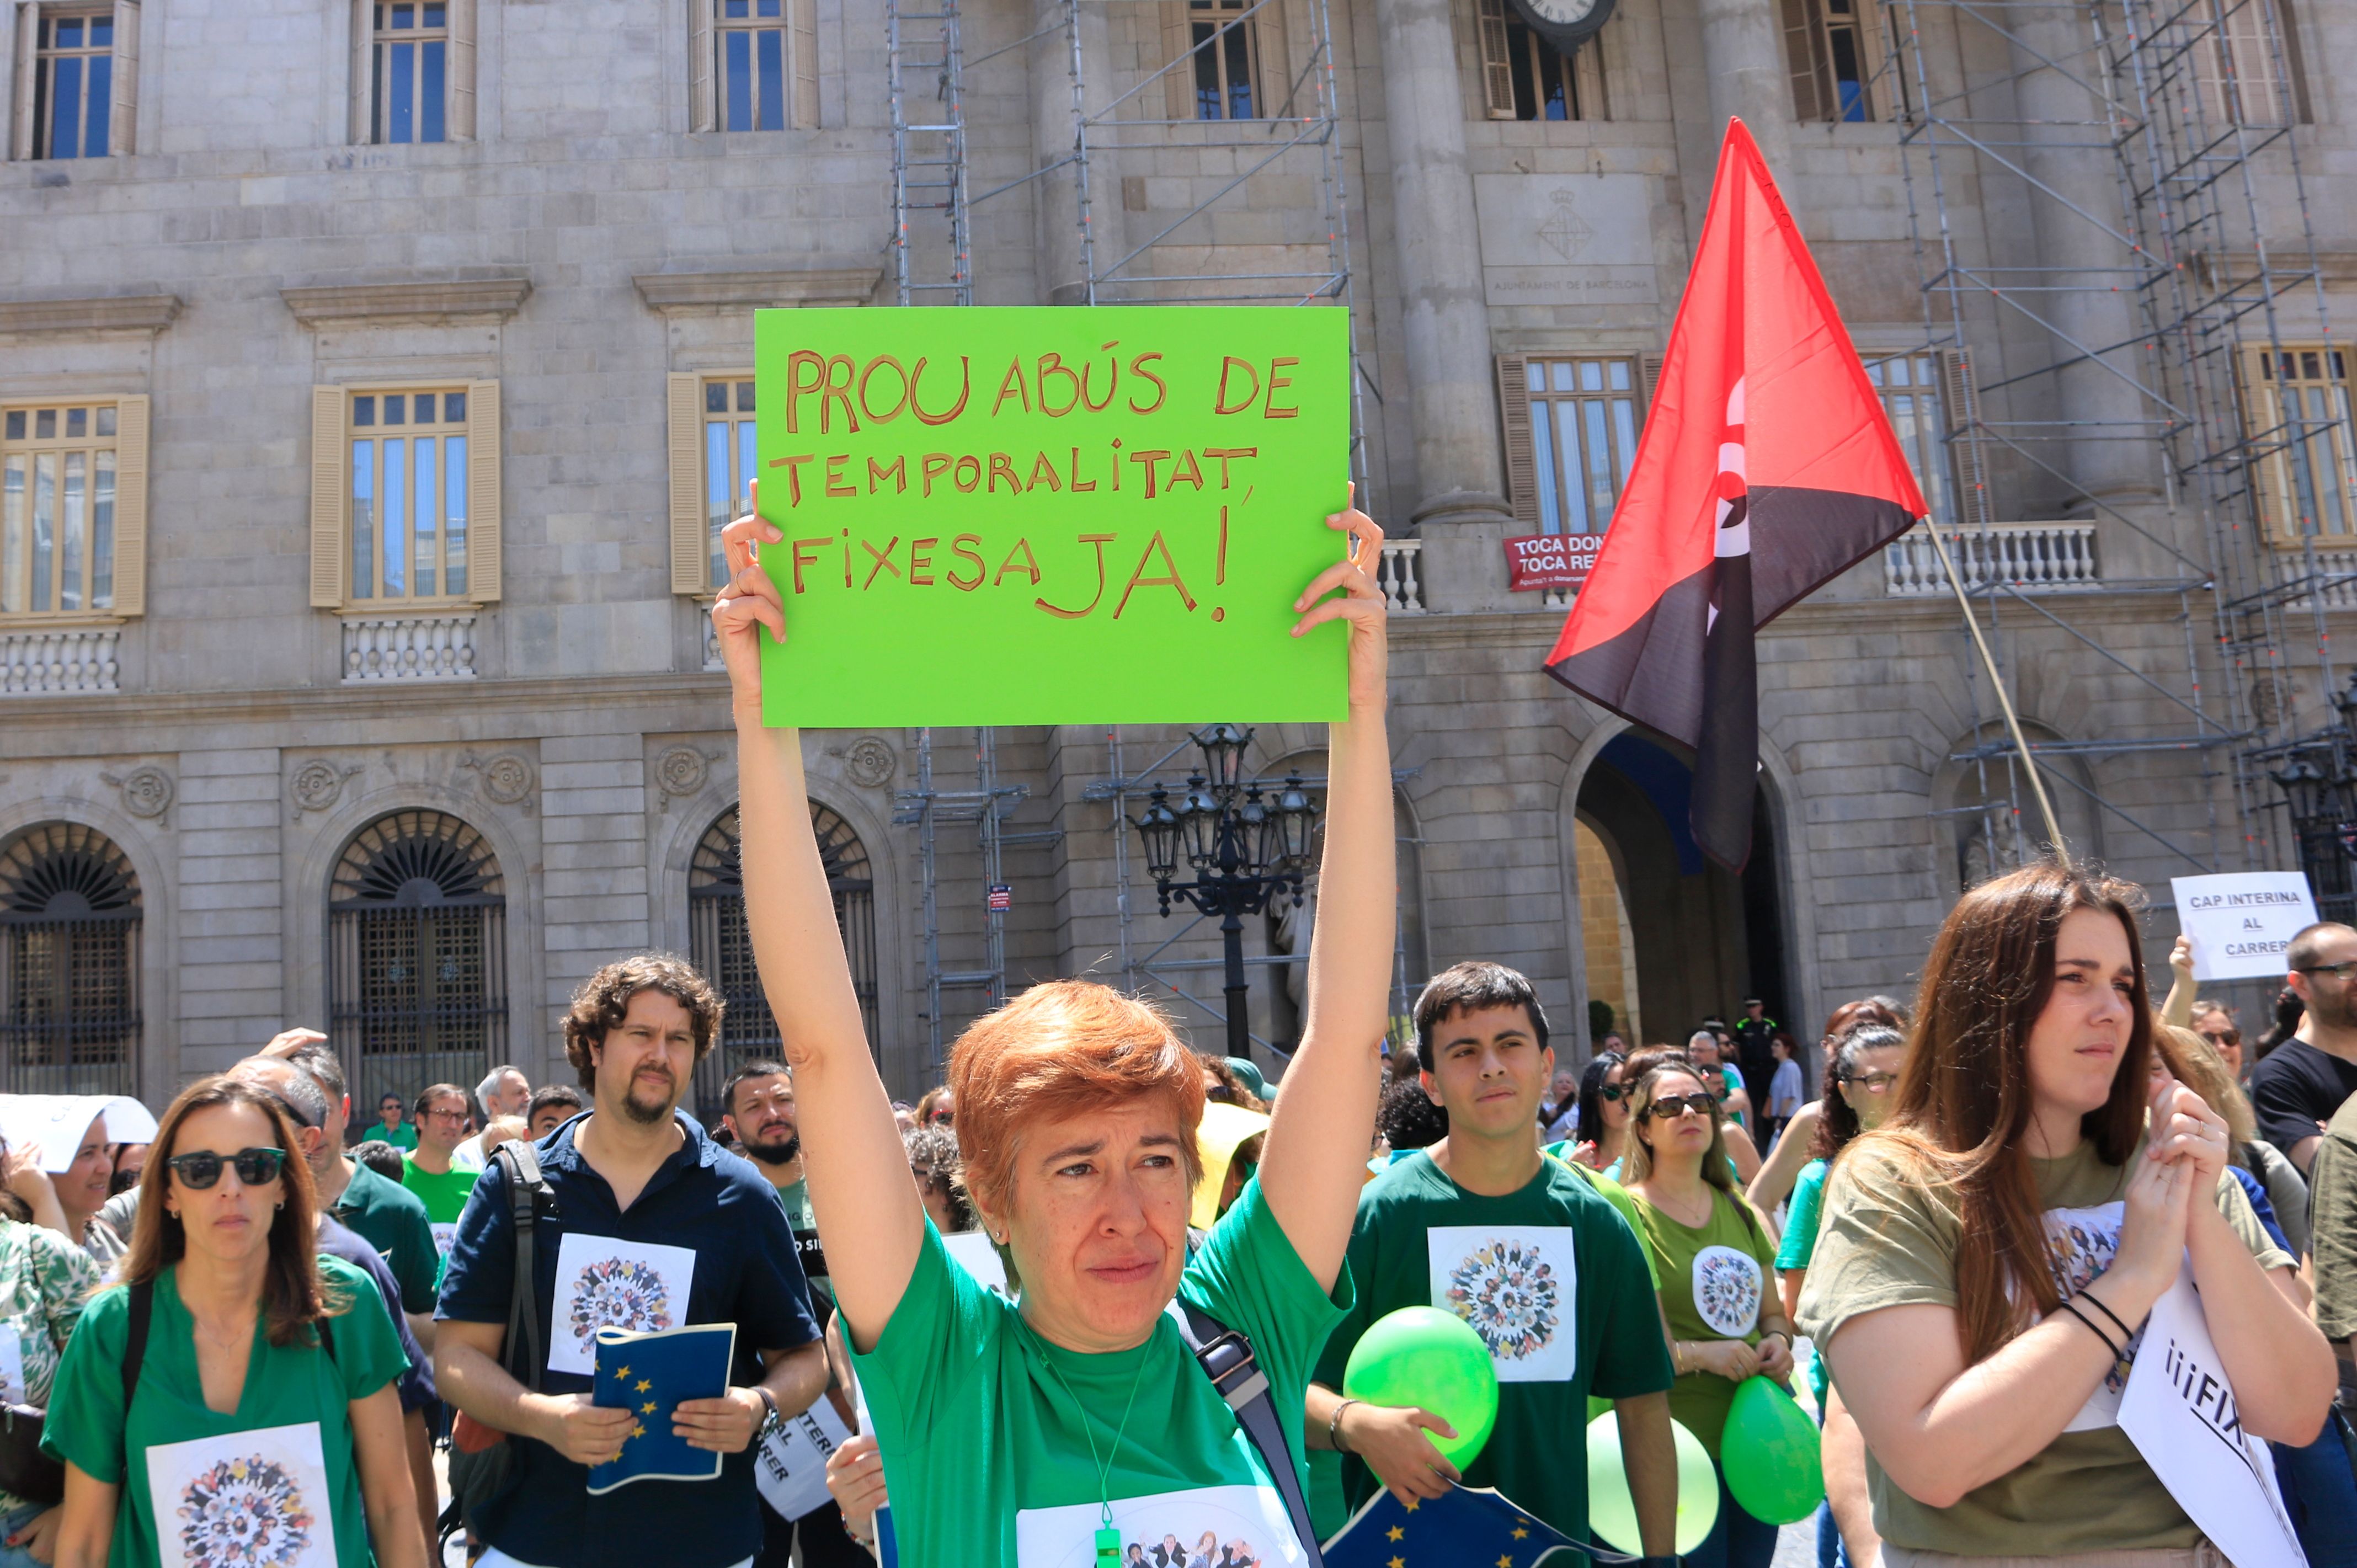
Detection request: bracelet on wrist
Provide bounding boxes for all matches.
[1328,1398,1361,1454]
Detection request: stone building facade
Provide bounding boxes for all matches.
[2,0,2345,1107]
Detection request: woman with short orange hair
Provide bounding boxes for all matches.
[712,487,1395,1568]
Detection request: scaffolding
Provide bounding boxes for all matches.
[1882,0,2340,903]
[882,0,1376,1060]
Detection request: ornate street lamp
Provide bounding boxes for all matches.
[1129,727,1323,1058]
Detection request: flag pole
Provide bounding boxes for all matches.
[1921,522,2073,866]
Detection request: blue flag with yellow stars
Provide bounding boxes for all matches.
[586,1321,739,1495]
[1323,1485,1593,1568]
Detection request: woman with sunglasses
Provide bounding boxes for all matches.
[1561,1052,1629,1172]
[1623,1060,1792,1568]
[40,1076,426,1568]
[1799,862,2331,1566]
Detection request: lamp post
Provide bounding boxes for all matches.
[1130,725,1320,1058]
[2271,669,2357,925]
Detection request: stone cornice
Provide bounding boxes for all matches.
[0,294,182,336]
[280,276,534,327]
[632,263,882,313]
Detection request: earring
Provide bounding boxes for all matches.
[274,1201,284,1212]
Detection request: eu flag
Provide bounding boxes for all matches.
[1324,1486,1587,1568]
[588,1321,738,1495]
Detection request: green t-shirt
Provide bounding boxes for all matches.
[1796,1136,2292,1556]
[1550,1153,1660,1291]
[775,1177,833,1308]
[854,1177,1348,1568]
[329,1159,440,1316]
[1627,1185,1779,1460]
[402,1155,478,1286]
[1313,1151,1673,1539]
[42,1255,409,1568]
[2311,1095,2357,1345]
[1773,1159,1832,1402]
[367,1123,418,1151]
[0,1219,100,1516]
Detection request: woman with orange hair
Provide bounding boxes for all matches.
[1798,861,2333,1563]
[711,487,1394,1568]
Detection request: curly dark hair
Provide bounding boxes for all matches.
[903,1123,974,1232]
[562,953,726,1091]
[1378,1073,1449,1151]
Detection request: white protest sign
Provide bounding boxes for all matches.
[2169,872,2319,982]
[754,1396,854,1521]
[2119,1267,2306,1568]
[0,1095,159,1174]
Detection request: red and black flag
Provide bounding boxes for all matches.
[1544,118,1928,871]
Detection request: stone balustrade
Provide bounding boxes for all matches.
[342,612,477,682]
[1,628,120,695]
[1884,522,2101,596]
[1378,538,1427,614]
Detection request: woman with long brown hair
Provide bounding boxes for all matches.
[1798,861,2333,1563]
[39,1076,425,1568]
[1623,1058,1792,1568]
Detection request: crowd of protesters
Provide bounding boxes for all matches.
[0,496,2349,1568]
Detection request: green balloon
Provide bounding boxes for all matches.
[1585,1413,1718,1556]
[1341,1307,1499,1468]
[1722,1377,1825,1526]
[1586,1395,1612,1425]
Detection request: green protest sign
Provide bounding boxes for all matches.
[751,307,1351,728]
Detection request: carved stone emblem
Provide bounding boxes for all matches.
[461,751,536,806]
[101,765,174,820]
[290,759,363,818]
[655,746,711,799]
[844,736,896,789]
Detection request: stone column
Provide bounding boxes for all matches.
[1697,0,1795,172]
[1373,0,1514,611]
[1029,0,1119,307]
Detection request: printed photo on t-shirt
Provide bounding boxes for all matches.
[429,1222,458,1263]
[547,1233,700,1375]
[1015,1484,1304,1568]
[2043,1201,2141,1432]
[145,1420,337,1568]
[1690,1244,1762,1338]
[1425,1225,1579,1381]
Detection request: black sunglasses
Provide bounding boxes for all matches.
[1644,1092,1719,1121]
[164,1147,287,1190]
[1597,1084,1629,1102]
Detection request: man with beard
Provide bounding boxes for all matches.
[719,1062,868,1568]
[2253,921,2357,1175]
[435,956,828,1568]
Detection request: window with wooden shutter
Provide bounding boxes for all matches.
[17,2,139,158]
[1864,353,1955,526]
[1935,348,1991,530]
[106,0,134,155]
[1475,0,1515,119]
[1780,0,1884,122]
[465,378,500,600]
[1162,0,1272,120]
[446,0,474,138]
[790,0,817,128]
[1,395,145,618]
[707,0,817,130]
[2242,344,2357,546]
[1162,2,1195,120]
[681,374,758,594]
[1512,355,1645,535]
[689,0,716,131]
[10,4,38,161]
[1495,353,1540,529]
[348,0,373,143]
[354,0,473,143]
[311,387,349,608]
[669,372,709,594]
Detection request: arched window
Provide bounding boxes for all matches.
[690,803,878,1114]
[0,823,142,1095]
[327,810,508,1117]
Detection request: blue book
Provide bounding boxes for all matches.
[1323,1484,1586,1568]
[586,1321,738,1495]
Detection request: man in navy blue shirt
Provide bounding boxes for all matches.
[437,956,828,1568]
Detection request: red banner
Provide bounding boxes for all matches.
[1504,534,1606,593]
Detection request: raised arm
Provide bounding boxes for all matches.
[1254,497,1393,1293]
[716,486,929,1353]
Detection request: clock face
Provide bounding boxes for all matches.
[1522,0,1598,22]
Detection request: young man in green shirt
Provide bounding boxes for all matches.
[403,1081,481,1271]
[1307,962,1679,1555]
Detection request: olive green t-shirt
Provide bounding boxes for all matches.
[853,1178,1348,1568]
[2308,1094,2357,1344]
[1312,1151,1675,1540]
[42,1255,409,1568]
[1626,1186,1779,1459]
[1796,1136,2291,1556]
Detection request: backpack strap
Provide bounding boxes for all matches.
[119,1277,154,1485]
[492,1139,553,1391]
[1174,1302,1324,1568]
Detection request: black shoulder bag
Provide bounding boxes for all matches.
[441,1139,556,1546]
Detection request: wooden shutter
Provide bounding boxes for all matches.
[1778,0,1827,123]
[1163,2,1196,121]
[349,0,374,144]
[2239,344,2292,543]
[310,387,349,609]
[12,2,39,162]
[790,0,817,127]
[1475,0,1515,119]
[669,372,709,594]
[109,394,148,616]
[108,0,136,155]
[447,0,476,138]
[1495,353,1540,530]
[466,380,502,602]
[1938,348,1993,530]
[1255,0,1291,119]
[689,0,715,131]
[1639,350,1665,417]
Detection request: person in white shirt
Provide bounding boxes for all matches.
[1766,1034,1805,1144]
[448,1064,530,1172]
